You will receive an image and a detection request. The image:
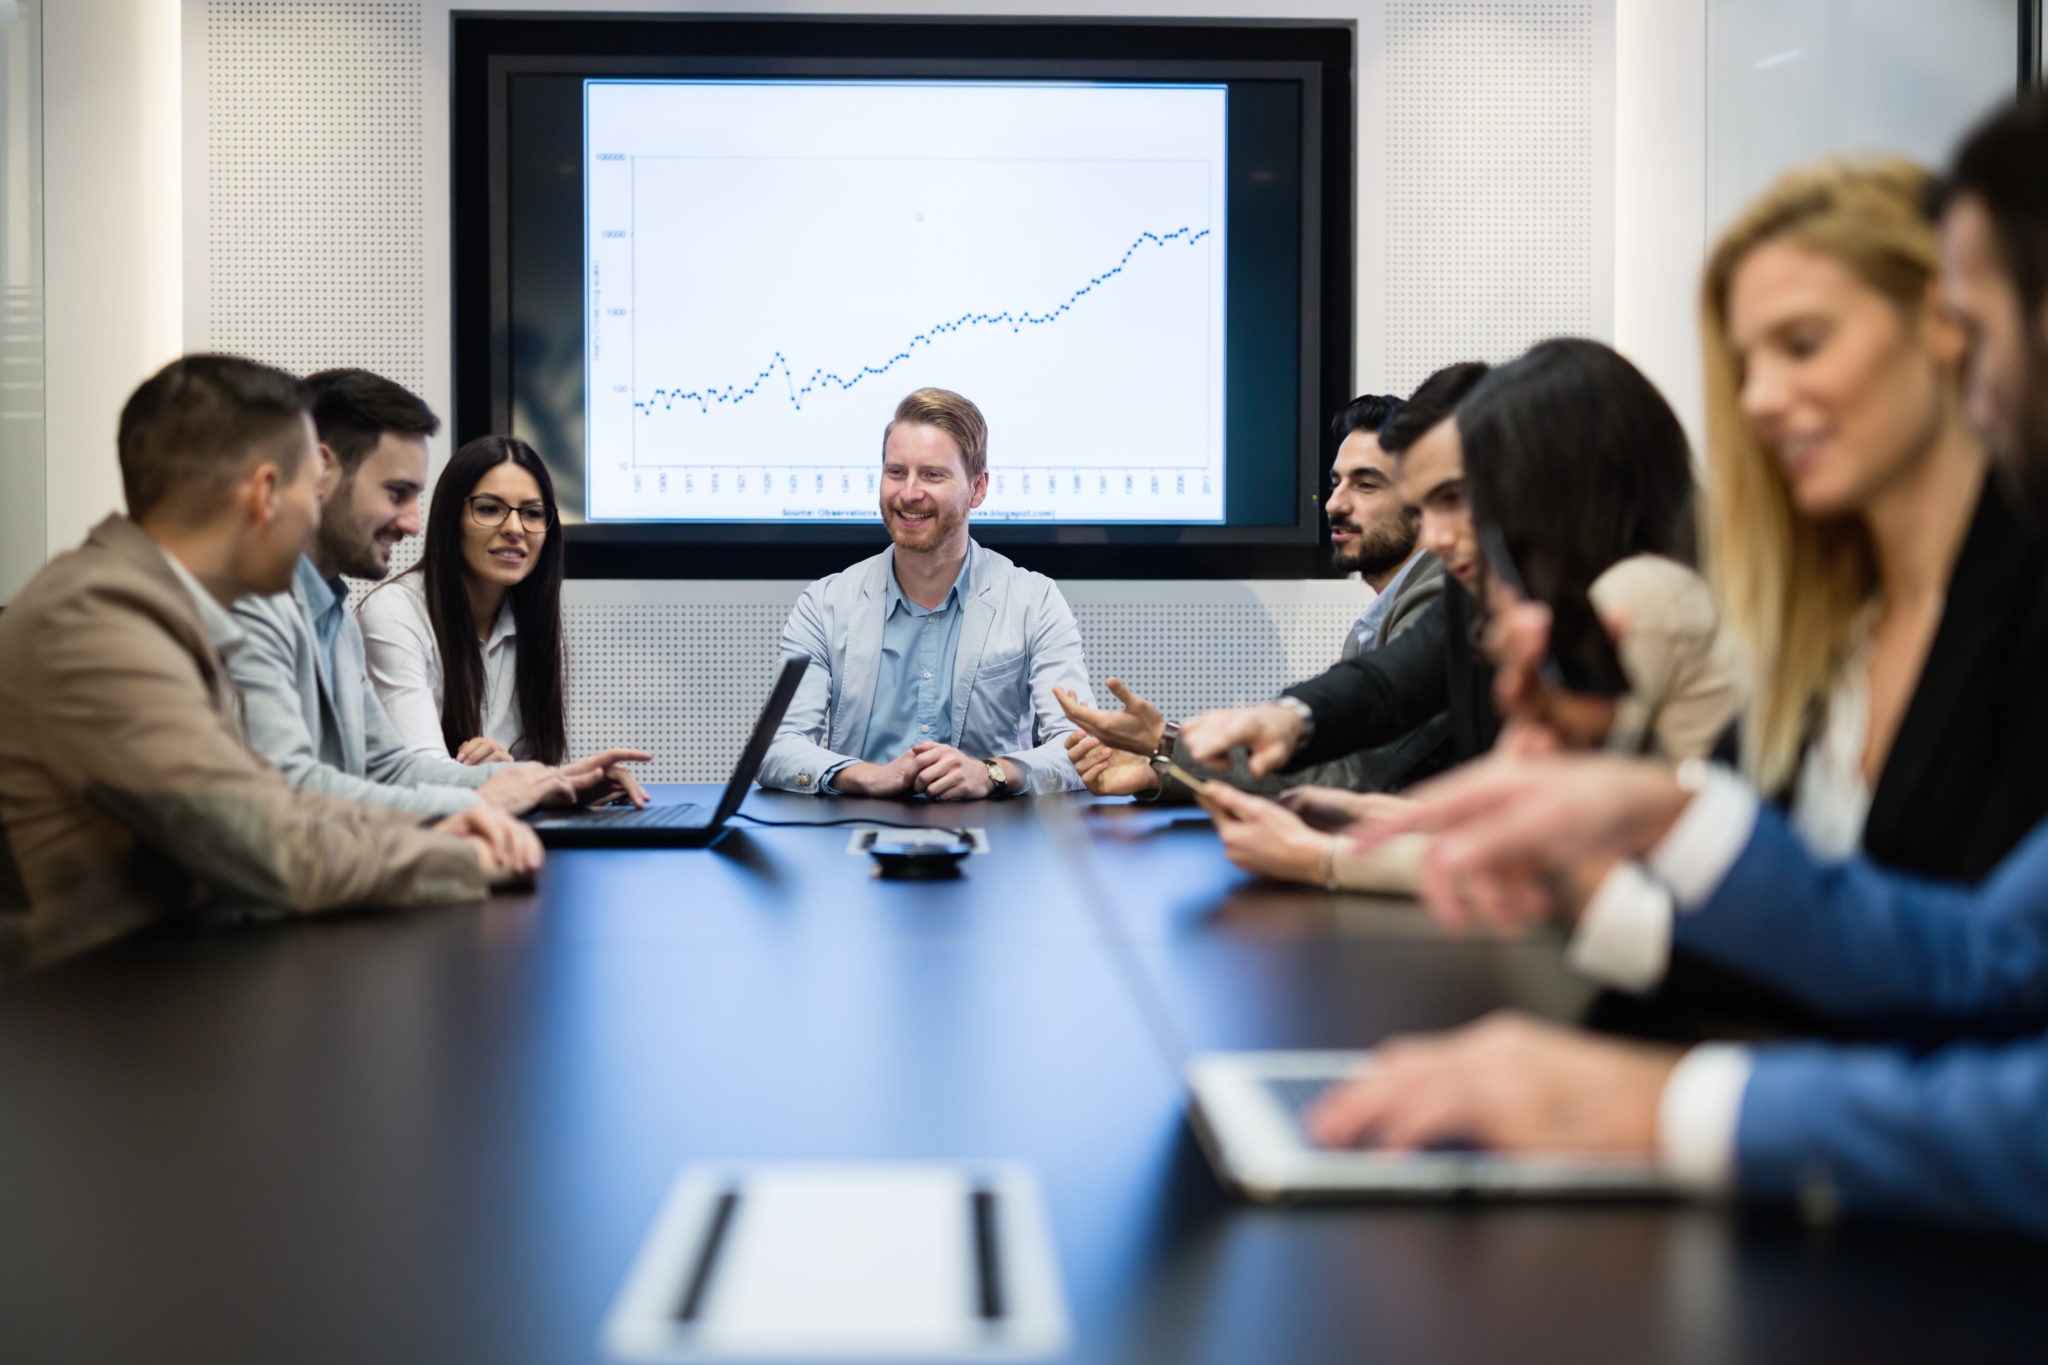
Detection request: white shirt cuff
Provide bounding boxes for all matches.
[1565,862,1674,990]
[1644,765,1759,910]
[1656,1042,1754,1195]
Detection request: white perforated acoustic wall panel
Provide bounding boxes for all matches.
[1064,581,1365,726]
[200,0,427,389]
[564,580,1367,782]
[196,0,430,594]
[1380,0,1603,393]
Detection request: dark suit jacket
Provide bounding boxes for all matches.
[1280,577,1499,772]
[1152,553,1453,799]
[1849,479,2048,884]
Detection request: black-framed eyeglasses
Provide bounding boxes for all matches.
[465,495,550,532]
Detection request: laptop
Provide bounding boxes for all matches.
[526,656,809,849]
[1185,1050,1677,1202]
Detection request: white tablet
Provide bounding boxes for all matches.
[1186,1051,1677,1202]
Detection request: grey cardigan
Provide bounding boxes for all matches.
[758,540,1094,795]
[228,557,501,817]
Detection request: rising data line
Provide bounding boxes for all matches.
[632,226,1210,417]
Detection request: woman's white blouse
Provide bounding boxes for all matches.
[357,571,529,761]
[1788,620,1875,862]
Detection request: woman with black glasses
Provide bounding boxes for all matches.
[360,435,569,765]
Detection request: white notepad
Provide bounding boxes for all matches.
[606,1162,1069,1362]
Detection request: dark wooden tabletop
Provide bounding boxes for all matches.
[0,785,2041,1365]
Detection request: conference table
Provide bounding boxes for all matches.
[1,785,2042,1364]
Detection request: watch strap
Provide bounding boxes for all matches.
[1155,720,1182,758]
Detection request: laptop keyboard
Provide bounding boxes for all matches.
[566,803,711,829]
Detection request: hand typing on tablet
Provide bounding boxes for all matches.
[1303,1012,1679,1156]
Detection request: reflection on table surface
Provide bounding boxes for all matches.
[0,784,2042,1365]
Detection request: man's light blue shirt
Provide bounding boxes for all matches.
[824,556,969,788]
[295,555,350,686]
[1348,550,1425,656]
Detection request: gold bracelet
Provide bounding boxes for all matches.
[1320,834,1342,891]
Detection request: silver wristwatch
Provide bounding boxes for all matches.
[1274,694,1316,743]
[1154,720,1182,757]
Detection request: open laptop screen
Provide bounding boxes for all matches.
[710,656,811,826]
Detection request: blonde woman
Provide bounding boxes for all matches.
[1703,158,2048,883]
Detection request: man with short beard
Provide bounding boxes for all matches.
[758,387,1093,800]
[1056,392,1449,799]
[1326,393,1444,660]
[230,369,646,817]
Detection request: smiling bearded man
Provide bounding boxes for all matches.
[758,387,1095,801]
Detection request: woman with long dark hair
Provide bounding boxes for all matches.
[361,435,569,766]
[1187,337,1744,890]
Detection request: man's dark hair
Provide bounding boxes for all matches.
[117,355,309,521]
[1328,393,1404,441]
[1459,338,1697,612]
[1940,94,2048,514]
[1941,93,2048,327]
[304,368,441,476]
[1379,362,1491,456]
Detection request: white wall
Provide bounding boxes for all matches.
[42,0,180,558]
[45,1,2014,572]
[1614,0,1708,445]
[39,0,1660,573]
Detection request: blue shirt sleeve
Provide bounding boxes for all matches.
[1673,805,2048,1031]
[1739,1033,2048,1235]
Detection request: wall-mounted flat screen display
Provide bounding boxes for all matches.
[453,16,1353,577]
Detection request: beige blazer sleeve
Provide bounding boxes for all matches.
[30,580,485,914]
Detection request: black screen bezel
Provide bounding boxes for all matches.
[452,14,1355,579]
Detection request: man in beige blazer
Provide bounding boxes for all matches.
[0,355,541,979]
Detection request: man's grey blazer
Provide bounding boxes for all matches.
[1343,551,1447,658]
[228,559,499,818]
[758,540,1094,795]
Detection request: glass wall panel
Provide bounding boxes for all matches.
[0,0,42,600]
[1708,0,2018,235]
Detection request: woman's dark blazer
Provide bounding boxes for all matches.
[1608,479,2048,1044]
[1846,478,2048,885]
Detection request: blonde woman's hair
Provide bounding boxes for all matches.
[1699,157,1942,793]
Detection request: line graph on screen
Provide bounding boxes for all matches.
[584,82,1228,523]
[632,226,1211,418]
